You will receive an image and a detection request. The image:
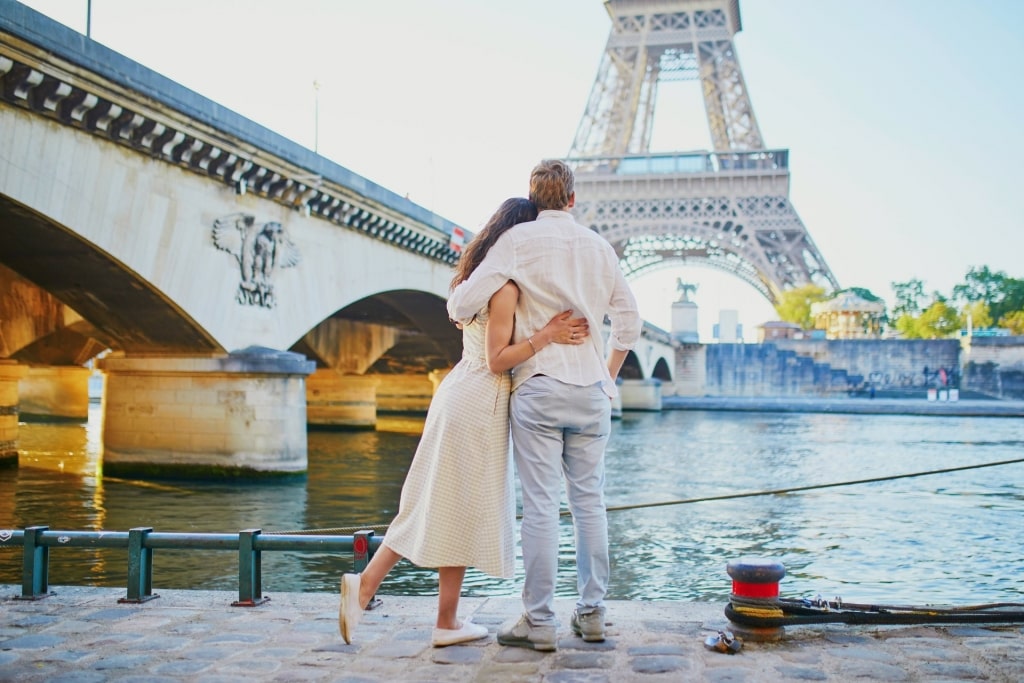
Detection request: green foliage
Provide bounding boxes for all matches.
[891,279,925,317]
[844,286,883,303]
[997,279,1024,322]
[952,266,1007,304]
[893,313,918,338]
[917,299,961,338]
[893,300,960,339]
[891,267,1024,338]
[960,301,992,330]
[774,284,828,329]
[952,266,1024,321]
[999,311,1024,335]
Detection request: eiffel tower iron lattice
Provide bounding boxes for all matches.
[568,0,839,303]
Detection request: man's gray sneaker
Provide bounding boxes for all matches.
[497,614,557,651]
[571,607,606,642]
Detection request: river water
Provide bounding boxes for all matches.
[2,405,1022,606]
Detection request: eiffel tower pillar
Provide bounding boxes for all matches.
[569,0,838,303]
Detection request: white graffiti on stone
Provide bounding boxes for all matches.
[212,213,301,308]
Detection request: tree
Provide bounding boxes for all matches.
[952,266,1024,321]
[915,300,961,338]
[846,287,883,302]
[952,266,1006,305]
[995,278,1024,322]
[774,284,828,329]
[960,301,992,330]
[893,299,959,339]
[891,279,925,318]
[999,311,1024,335]
[893,313,918,338]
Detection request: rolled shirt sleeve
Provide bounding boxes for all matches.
[606,262,642,351]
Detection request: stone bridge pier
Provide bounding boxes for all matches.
[0,360,27,468]
[97,350,315,478]
[300,316,453,430]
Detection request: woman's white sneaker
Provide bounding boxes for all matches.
[339,573,363,644]
[432,620,489,647]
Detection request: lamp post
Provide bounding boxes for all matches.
[86,0,92,37]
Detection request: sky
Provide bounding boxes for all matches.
[16,0,1024,341]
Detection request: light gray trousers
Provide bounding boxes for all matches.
[509,374,611,625]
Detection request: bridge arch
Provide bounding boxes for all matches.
[650,357,672,383]
[0,194,220,357]
[294,289,460,376]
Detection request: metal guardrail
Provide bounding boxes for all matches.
[568,149,790,175]
[0,526,381,606]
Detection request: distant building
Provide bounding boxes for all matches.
[714,310,741,343]
[757,321,802,342]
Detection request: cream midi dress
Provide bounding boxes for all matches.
[381,308,516,578]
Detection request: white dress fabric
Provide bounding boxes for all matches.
[381,309,515,578]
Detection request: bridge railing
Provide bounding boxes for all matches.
[569,149,789,175]
[1,526,382,606]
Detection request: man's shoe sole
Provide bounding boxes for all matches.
[571,626,605,642]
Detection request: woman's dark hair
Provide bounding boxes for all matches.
[450,197,537,290]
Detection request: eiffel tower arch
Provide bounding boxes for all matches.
[569,0,839,303]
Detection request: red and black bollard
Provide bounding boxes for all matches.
[726,557,787,641]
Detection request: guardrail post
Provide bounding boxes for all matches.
[119,526,158,603]
[353,529,381,609]
[17,526,51,600]
[353,530,373,572]
[232,528,268,607]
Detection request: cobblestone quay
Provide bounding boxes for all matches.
[2,586,1022,682]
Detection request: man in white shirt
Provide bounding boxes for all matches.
[447,159,641,650]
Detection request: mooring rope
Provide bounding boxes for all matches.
[725,597,1024,627]
[603,455,1024,514]
[266,456,1024,535]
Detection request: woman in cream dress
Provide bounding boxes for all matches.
[340,198,590,647]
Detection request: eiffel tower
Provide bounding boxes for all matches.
[569,0,839,303]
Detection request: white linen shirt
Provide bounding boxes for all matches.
[447,209,642,397]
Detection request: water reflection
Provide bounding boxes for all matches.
[1,406,1022,606]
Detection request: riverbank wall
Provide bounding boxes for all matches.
[696,336,1024,400]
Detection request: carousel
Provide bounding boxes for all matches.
[810,290,886,339]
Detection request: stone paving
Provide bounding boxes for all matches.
[1,585,1022,682]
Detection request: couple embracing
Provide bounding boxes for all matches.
[339,159,641,651]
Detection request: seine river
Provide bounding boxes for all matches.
[2,405,1022,607]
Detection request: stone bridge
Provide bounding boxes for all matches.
[0,2,675,476]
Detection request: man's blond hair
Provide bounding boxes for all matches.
[529,159,575,211]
